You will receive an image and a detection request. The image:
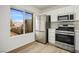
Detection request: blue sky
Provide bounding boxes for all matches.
[11,9,32,21]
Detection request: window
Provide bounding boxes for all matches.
[10,8,33,37]
[25,12,33,33]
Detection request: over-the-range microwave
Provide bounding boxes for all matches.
[58,14,74,21]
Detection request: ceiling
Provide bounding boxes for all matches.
[31,5,56,10]
[30,5,69,11]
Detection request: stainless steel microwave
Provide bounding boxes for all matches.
[58,14,74,21]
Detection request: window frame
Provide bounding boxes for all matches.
[10,8,33,37]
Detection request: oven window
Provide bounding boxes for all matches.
[56,34,74,45]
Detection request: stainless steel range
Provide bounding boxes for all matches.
[55,24,75,52]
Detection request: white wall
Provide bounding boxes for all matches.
[41,5,79,52]
[0,5,40,52]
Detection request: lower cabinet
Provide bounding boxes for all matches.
[48,29,55,44]
[75,30,79,52]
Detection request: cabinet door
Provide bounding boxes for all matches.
[75,31,79,52]
[48,29,55,44]
[51,15,57,22]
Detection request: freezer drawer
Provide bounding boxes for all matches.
[35,31,47,43]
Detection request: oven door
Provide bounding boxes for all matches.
[56,33,74,45]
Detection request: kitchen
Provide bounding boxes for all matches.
[41,5,79,53]
[0,5,79,53]
[35,5,79,53]
[35,13,75,52]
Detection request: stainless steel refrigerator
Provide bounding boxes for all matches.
[35,15,50,44]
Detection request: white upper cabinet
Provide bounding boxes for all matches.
[51,14,58,29]
[51,14,57,22]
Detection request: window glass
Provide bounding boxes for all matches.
[10,8,33,37]
[10,8,24,37]
[25,12,32,20]
[25,12,33,33]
